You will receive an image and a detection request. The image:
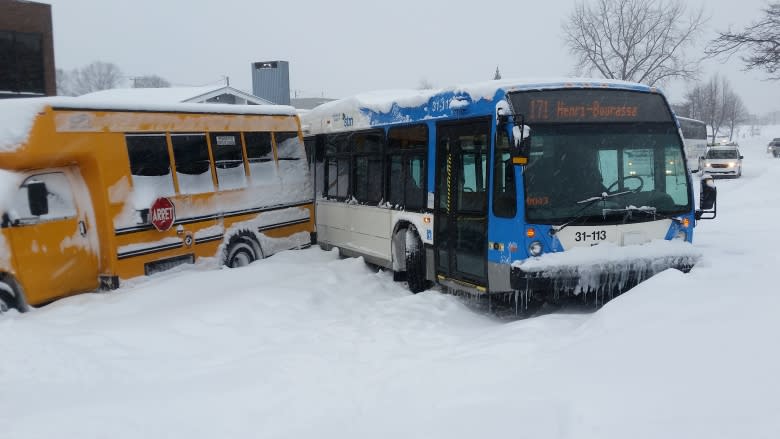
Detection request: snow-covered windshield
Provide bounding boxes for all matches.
[523,123,691,223]
[0,169,21,214]
[706,148,740,159]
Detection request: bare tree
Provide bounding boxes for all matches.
[71,61,124,95]
[706,3,780,79]
[562,0,706,86]
[131,75,171,88]
[56,68,76,96]
[722,85,748,141]
[417,78,434,90]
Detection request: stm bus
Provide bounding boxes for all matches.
[0,98,313,313]
[677,116,708,172]
[303,79,717,309]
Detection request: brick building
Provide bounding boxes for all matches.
[0,0,56,98]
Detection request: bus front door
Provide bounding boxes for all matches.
[434,119,491,289]
[9,169,100,305]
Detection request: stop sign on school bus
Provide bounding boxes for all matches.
[150,197,176,232]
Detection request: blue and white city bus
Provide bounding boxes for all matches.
[676,116,709,172]
[303,79,717,309]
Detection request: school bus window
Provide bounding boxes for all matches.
[171,133,214,194]
[244,132,276,185]
[209,132,247,191]
[274,132,306,160]
[11,173,76,223]
[125,134,175,198]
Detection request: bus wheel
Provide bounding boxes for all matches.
[405,228,429,293]
[0,277,20,313]
[224,232,262,268]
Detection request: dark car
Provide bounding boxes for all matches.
[769,139,780,157]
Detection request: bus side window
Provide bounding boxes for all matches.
[324,134,350,199]
[209,132,247,191]
[125,134,176,200]
[170,134,214,195]
[244,132,275,185]
[492,131,516,218]
[351,130,383,204]
[387,124,427,210]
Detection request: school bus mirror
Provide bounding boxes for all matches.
[27,181,49,217]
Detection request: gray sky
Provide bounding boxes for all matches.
[45,0,779,114]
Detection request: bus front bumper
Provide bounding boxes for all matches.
[509,242,701,300]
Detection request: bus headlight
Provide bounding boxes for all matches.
[674,230,687,241]
[528,241,543,256]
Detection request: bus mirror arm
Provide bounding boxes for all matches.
[508,115,530,163]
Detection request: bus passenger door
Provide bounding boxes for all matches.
[434,119,491,288]
[8,169,99,305]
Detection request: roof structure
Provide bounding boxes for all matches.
[78,85,273,105]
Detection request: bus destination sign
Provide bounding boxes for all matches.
[508,89,672,124]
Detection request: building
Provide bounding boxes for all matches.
[79,85,273,105]
[251,60,290,105]
[290,97,336,110]
[0,0,56,98]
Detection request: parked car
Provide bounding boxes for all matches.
[769,138,780,156]
[700,146,743,178]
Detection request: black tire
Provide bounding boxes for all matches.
[224,232,262,268]
[405,228,429,293]
[0,278,18,313]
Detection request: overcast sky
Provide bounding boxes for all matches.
[44,0,779,114]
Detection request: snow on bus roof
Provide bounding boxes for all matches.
[0,96,296,152]
[307,77,656,117]
[302,77,659,134]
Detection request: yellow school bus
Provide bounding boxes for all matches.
[0,98,314,312]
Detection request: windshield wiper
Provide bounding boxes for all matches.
[601,206,684,224]
[551,190,635,235]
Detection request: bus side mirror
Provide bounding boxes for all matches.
[27,181,49,217]
[696,175,716,220]
[510,125,531,164]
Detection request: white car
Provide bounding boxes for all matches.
[700,146,743,178]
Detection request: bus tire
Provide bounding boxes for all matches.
[405,228,428,294]
[0,275,23,313]
[224,232,263,268]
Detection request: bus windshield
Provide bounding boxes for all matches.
[523,123,692,223]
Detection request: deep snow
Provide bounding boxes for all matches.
[1,128,779,439]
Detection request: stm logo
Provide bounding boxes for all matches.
[342,113,354,127]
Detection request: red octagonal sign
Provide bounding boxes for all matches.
[150,197,176,232]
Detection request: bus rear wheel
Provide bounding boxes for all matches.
[405,228,429,294]
[224,232,263,268]
[0,278,19,313]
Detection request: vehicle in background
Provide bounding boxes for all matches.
[676,116,708,172]
[711,135,737,147]
[768,138,780,156]
[0,98,314,313]
[303,79,717,312]
[700,146,743,178]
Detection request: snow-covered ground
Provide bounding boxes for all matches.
[2,128,779,439]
